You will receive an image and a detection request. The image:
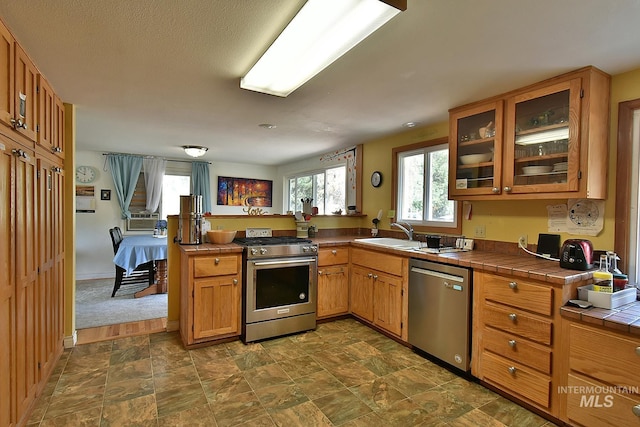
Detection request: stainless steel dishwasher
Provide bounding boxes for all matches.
[408,258,472,372]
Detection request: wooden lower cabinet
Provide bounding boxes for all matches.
[560,321,640,426]
[180,252,242,347]
[317,246,349,319]
[472,271,578,420]
[350,248,407,339]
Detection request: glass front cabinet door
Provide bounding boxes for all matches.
[449,100,503,197]
[502,78,582,195]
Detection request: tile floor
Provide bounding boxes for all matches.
[28,319,558,426]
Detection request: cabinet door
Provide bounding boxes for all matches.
[0,21,14,128]
[350,265,373,322]
[53,96,65,158]
[317,265,349,318]
[13,146,38,420]
[37,75,54,152]
[14,44,37,141]
[373,271,403,336]
[449,100,503,197]
[0,138,15,427]
[503,78,582,195]
[193,276,240,339]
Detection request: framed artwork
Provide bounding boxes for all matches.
[100,189,111,201]
[217,176,273,207]
[76,186,96,213]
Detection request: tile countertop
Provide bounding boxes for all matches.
[314,236,593,287]
[560,301,640,336]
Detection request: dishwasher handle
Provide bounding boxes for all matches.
[410,266,465,283]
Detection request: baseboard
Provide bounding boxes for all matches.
[166,320,179,332]
[64,330,78,348]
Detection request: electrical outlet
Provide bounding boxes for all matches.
[474,225,486,238]
[463,239,474,250]
[519,235,528,247]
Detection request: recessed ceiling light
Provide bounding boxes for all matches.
[259,123,277,129]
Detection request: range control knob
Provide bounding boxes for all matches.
[260,248,268,255]
[250,248,258,255]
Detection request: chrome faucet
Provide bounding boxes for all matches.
[391,221,414,240]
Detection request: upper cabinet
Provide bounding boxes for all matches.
[449,67,610,200]
[0,18,64,153]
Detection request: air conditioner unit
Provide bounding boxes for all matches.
[127,213,159,231]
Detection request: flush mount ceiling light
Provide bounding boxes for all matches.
[183,146,208,158]
[240,0,406,97]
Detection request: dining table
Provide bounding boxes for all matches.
[113,234,168,298]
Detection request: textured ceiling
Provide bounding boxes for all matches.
[1,0,639,165]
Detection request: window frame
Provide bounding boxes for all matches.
[392,137,462,235]
[614,98,640,276]
[285,163,348,214]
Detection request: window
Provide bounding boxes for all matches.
[161,174,191,219]
[393,137,461,233]
[287,165,346,214]
[615,98,640,283]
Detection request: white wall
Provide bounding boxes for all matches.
[75,150,279,279]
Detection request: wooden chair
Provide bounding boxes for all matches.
[109,228,155,297]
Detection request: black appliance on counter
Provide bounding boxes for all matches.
[235,230,318,343]
[560,239,593,270]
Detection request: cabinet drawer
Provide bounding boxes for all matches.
[351,248,404,276]
[567,373,640,427]
[482,352,551,408]
[482,274,552,316]
[193,255,238,277]
[483,326,551,374]
[484,303,552,345]
[569,323,640,387]
[318,247,349,266]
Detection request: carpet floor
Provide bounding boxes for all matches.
[75,277,168,329]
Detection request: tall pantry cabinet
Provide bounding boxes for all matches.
[0,16,66,427]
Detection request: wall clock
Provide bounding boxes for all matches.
[76,165,98,183]
[371,171,382,187]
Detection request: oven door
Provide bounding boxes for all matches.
[245,256,317,323]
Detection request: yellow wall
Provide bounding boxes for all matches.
[359,67,640,252]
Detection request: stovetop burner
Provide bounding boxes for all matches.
[234,236,312,246]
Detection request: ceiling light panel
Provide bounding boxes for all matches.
[241,0,402,97]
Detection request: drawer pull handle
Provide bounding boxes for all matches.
[508,340,516,348]
[636,347,640,357]
[509,313,517,322]
[633,405,640,417]
[332,250,337,255]
[508,366,517,375]
[368,273,373,278]
[503,186,512,193]
[373,274,378,280]
[215,258,220,264]
[509,281,517,289]
[233,279,238,285]
[318,270,323,275]
[492,187,500,193]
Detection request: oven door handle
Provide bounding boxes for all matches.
[252,258,317,266]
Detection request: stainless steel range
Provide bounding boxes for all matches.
[235,228,318,343]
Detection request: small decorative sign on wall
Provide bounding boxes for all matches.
[76,186,96,213]
[100,189,111,201]
[217,176,273,207]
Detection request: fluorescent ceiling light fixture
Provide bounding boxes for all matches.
[241,0,405,97]
[515,127,569,145]
[183,145,208,157]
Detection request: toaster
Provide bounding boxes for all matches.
[560,239,593,270]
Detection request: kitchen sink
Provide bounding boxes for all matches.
[354,237,423,249]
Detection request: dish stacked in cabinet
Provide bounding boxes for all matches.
[472,272,561,416]
[317,246,350,319]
